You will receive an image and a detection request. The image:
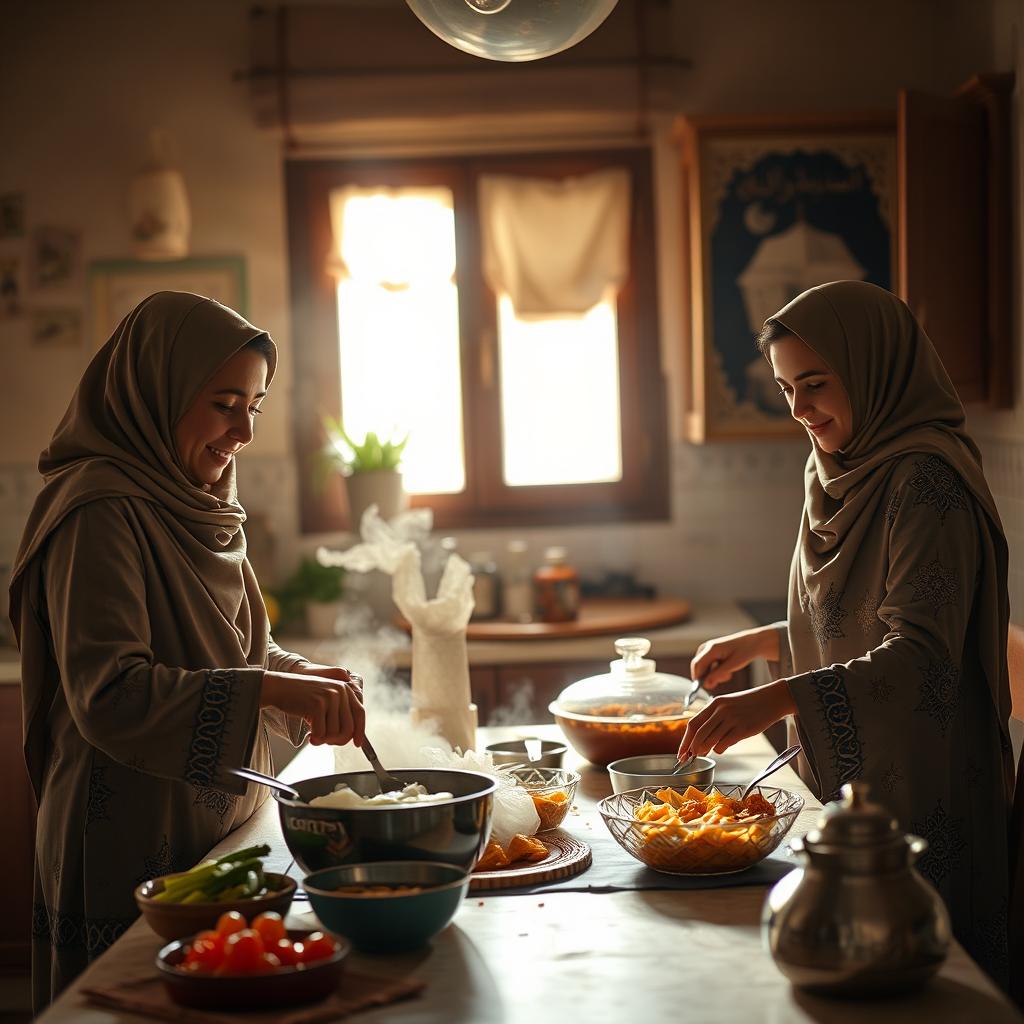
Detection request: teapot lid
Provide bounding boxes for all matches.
[800,782,913,871]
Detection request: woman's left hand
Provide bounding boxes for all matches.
[297,662,360,690]
[676,680,796,759]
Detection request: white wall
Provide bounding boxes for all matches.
[0,0,1013,613]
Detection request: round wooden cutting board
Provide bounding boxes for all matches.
[399,597,691,642]
[469,830,592,892]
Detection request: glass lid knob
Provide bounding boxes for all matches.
[614,637,651,667]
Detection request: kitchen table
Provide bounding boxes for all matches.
[38,726,1021,1023]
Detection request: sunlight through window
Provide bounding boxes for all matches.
[498,293,622,486]
[334,188,465,494]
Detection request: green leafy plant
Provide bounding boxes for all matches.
[270,556,346,629]
[313,416,409,492]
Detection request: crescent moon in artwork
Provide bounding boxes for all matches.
[744,202,776,236]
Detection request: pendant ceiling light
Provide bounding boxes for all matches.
[406,0,619,62]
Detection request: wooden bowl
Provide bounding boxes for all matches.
[134,872,296,940]
[156,929,349,1010]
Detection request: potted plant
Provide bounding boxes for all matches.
[317,417,409,529]
[270,556,346,638]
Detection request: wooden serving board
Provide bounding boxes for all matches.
[469,831,591,892]
[399,598,691,642]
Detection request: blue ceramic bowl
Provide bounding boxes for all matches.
[303,861,470,953]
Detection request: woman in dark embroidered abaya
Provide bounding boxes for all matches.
[9,292,366,1011]
[675,281,1013,985]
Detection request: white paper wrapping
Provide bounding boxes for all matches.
[319,506,477,752]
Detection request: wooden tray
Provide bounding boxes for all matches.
[469,831,592,892]
[399,598,691,642]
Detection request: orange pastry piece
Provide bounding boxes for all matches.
[507,834,548,863]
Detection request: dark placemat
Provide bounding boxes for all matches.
[475,817,798,896]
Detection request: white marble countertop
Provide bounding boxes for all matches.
[38,724,1020,1023]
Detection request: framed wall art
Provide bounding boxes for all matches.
[676,114,896,441]
[89,255,247,348]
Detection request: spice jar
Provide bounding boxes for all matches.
[469,551,501,621]
[533,546,580,623]
[763,782,950,997]
[502,539,533,623]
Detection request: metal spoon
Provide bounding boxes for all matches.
[228,766,301,801]
[360,735,406,794]
[523,737,543,762]
[741,743,802,800]
[670,678,704,773]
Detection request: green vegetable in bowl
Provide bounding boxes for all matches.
[152,844,274,904]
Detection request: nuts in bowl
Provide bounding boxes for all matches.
[506,766,580,831]
[598,784,803,875]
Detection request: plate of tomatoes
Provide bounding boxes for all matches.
[156,910,350,1010]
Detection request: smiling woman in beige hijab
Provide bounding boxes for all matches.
[677,281,1012,984]
[9,292,365,1010]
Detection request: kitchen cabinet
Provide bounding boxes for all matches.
[898,73,1013,407]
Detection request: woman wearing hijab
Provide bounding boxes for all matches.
[676,280,1012,983]
[9,292,366,1009]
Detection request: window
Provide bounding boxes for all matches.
[286,149,668,531]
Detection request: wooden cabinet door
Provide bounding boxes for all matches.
[898,74,1013,407]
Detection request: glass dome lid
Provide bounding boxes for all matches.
[550,637,705,723]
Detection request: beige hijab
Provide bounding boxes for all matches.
[9,291,276,792]
[769,280,1012,768]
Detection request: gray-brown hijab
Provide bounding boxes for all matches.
[9,291,276,795]
[769,280,1012,775]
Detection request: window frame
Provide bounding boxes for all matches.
[285,147,669,533]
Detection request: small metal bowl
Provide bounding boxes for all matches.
[606,754,716,795]
[484,739,567,769]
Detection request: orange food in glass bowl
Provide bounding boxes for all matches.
[506,766,580,831]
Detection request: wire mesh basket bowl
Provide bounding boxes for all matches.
[598,784,804,876]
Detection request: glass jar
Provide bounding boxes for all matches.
[548,637,707,765]
[533,545,579,623]
[503,539,533,623]
[469,551,501,621]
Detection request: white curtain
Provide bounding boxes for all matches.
[327,185,456,285]
[479,168,631,319]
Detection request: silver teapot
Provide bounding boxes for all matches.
[762,781,950,997]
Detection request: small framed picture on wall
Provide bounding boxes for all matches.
[676,113,896,442]
[89,256,248,348]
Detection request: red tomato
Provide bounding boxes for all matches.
[194,929,225,954]
[253,951,282,974]
[251,911,286,946]
[185,936,225,973]
[299,932,338,963]
[215,910,247,938]
[272,939,300,967]
[222,929,265,974]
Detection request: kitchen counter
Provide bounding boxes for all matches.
[38,725,1020,1023]
[279,599,757,669]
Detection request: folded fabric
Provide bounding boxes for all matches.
[82,969,426,1024]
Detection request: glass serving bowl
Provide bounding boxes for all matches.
[598,784,804,876]
[506,766,581,831]
[548,637,709,766]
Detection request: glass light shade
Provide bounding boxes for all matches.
[406,0,619,62]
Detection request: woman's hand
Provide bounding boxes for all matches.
[690,626,782,690]
[260,670,365,747]
[675,680,795,759]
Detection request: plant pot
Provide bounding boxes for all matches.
[305,600,346,638]
[344,469,407,530]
